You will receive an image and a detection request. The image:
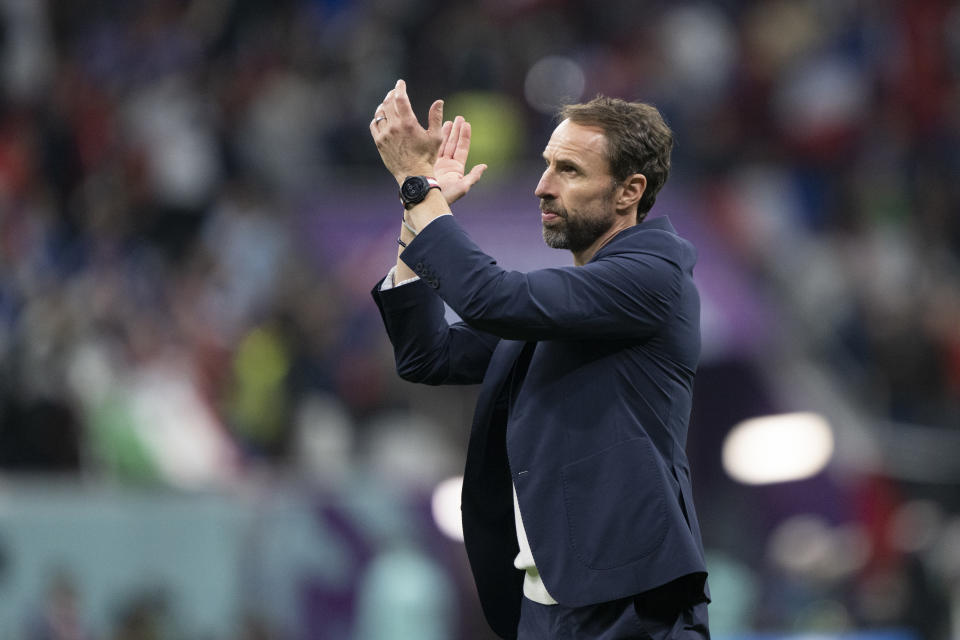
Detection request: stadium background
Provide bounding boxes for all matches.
[0,0,957,638]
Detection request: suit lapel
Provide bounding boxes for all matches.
[463,339,527,485]
[482,339,528,399]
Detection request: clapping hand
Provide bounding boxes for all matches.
[370,80,486,205]
[434,115,487,205]
[370,80,443,184]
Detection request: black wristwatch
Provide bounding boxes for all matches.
[399,176,440,209]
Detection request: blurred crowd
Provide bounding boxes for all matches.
[1,0,958,476]
[0,0,413,482]
[0,0,960,477]
[0,0,958,638]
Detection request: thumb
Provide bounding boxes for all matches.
[465,163,487,187]
[427,100,444,134]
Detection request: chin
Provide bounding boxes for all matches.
[542,228,569,250]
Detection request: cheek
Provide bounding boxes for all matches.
[567,183,613,213]
[564,182,593,204]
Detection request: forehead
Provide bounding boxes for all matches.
[542,119,609,167]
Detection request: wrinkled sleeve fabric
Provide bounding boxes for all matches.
[372,274,500,386]
[398,215,685,342]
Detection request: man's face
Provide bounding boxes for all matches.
[536,119,618,253]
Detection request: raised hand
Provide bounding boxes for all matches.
[434,115,488,205]
[369,79,443,184]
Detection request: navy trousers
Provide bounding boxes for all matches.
[517,596,709,640]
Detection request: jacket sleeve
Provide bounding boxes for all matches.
[398,216,686,342]
[371,275,500,385]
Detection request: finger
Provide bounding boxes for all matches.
[454,119,472,164]
[442,117,461,161]
[465,163,487,187]
[372,103,387,127]
[427,99,444,136]
[384,87,403,119]
[393,80,417,122]
[451,116,465,150]
[438,120,455,158]
[384,80,406,119]
[369,116,383,142]
[441,119,458,157]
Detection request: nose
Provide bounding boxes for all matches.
[535,168,554,199]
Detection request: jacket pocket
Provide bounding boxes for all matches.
[560,436,668,570]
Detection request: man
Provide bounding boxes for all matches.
[369,80,710,639]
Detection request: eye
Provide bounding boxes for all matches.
[543,158,580,175]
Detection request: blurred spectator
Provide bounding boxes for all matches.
[0,0,957,638]
[110,589,174,640]
[25,570,91,640]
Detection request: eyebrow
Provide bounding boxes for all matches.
[543,154,583,171]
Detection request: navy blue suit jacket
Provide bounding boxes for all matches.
[372,214,708,639]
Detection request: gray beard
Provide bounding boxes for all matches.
[542,212,615,254]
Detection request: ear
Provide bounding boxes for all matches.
[616,173,647,213]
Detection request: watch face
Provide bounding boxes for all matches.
[401,177,427,203]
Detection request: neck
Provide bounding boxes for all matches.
[571,212,637,266]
